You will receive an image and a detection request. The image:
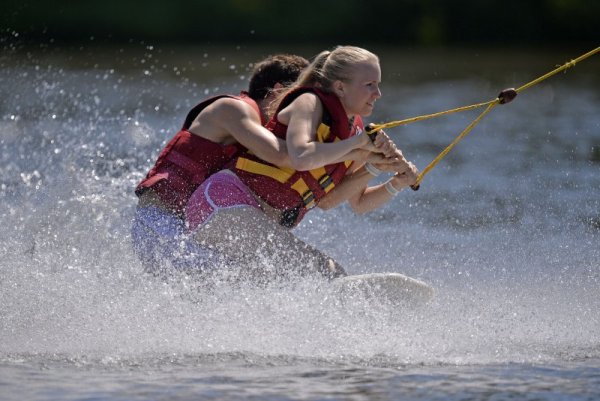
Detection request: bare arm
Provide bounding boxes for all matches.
[219,100,292,167]
[346,161,419,214]
[317,165,373,210]
[282,93,374,171]
[318,132,411,210]
[190,98,291,167]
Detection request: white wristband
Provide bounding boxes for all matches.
[365,162,383,177]
[384,180,400,196]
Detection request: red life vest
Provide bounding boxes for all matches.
[232,87,364,227]
[135,93,261,215]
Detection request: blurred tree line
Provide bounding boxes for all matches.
[2,0,598,46]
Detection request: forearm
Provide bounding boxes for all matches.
[350,172,416,214]
[318,166,373,210]
[349,182,398,214]
[289,134,368,171]
[227,117,292,167]
[245,137,291,167]
[318,149,405,209]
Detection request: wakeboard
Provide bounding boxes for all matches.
[331,272,434,306]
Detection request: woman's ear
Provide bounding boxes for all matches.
[332,80,345,98]
[265,82,284,100]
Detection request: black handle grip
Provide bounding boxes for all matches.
[498,88,517,104]
[365,123,378,143]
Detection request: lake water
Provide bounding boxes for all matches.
[1,42,599,400]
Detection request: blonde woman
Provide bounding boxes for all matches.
[186,46,418,280]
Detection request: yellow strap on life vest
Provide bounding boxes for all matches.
[236,157,322,208]
[309,167,335,193]
[235,158,295,183]
[235,118,349,208]
[291,178,316,209]
[316,122,330,142]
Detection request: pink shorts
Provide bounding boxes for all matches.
[185,171,261,232]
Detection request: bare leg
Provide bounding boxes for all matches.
[193,206,346,281]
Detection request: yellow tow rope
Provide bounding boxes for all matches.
[367,46,600,188]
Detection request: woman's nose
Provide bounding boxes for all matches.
[374,86,382,98]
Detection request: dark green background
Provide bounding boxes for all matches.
[2,0,598,46]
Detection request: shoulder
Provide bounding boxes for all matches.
[210,96,247,111]
[209,96,260,121]
[277,92,323,127]
[285,92,323,114]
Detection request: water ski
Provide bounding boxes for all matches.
[331,272,434,306]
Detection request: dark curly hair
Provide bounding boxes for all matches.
[247,54,309,100]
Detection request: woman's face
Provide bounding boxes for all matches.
[336,60,382,117]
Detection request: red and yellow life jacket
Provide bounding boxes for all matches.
[232,87,364,227]
[135,92,260,215]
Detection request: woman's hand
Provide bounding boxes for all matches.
[358,128,403,164]
[372,130,399,158]
[350,148,408,167]
[389,161,419,189]
[358,129,378,152]
[371,144,412,173]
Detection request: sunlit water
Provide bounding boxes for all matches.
[1,42,600,400]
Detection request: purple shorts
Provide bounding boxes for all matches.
[185,171,261,232]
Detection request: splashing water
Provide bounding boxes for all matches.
[1,43,599,399]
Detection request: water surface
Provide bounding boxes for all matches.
[1,42,599,400]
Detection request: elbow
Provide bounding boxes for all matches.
[256,151,291,168]
[271,153,291,168]
[289,157,315,172]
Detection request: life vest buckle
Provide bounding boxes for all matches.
[301,190,316,209]
[318,174,334,192]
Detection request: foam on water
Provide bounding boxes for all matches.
[1,44,599,370]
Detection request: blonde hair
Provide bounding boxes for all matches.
[268,46,379,117]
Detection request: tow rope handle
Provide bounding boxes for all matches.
[365,123,420,191]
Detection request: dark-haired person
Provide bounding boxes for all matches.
[131,54,313,276]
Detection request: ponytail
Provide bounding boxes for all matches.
[267,50,330,117]
[267,46,379,118]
